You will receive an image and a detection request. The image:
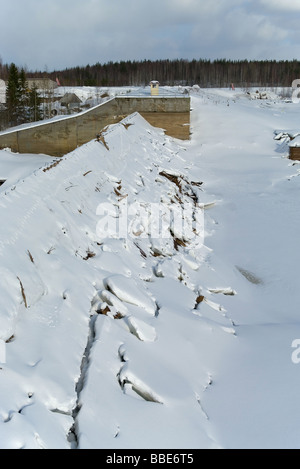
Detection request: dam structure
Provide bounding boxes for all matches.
[0,89,191,157]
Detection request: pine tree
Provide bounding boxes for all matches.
[28,83,42,122]
[5,65,43,127]
[6,63,21,126]
[18,68,29,123]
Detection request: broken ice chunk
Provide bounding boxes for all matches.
[104,275,156,315]
[125,316,157,342]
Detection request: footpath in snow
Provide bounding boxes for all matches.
[0,88,299,449]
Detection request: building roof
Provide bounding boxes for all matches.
[27,78,58,90]
[60,93,82,105]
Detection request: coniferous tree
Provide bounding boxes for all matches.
[5,65,43,127]
[18,68,29,123]
[28,83,42,122]
[38,58,300,88]
[6,63,21,126]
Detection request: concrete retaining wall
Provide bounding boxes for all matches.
[116,96,190,114]
[0,96,190,157]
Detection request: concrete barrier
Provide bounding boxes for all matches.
[0,96,190,157]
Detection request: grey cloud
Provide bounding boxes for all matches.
[0,0,300,71]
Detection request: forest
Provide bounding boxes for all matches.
[1,58,300,88]
[1,58,299,131]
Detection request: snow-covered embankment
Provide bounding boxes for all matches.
[0,112,231,449]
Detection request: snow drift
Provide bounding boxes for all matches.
[0,112,222,449]
[1,87,300,449]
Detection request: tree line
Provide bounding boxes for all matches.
[1,58,300,89]
[26,59,300,88]
[1,58,300,130]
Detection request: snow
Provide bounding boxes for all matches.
[0,97,116,136]
[289,136,300,148]
[247,89,279,100]
[0,149,55,188]
[0,86,300,449]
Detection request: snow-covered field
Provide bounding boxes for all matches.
[0,86,300,449]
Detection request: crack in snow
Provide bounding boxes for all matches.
[68,312,98,448]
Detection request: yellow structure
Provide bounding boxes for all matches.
[150,81,160,96]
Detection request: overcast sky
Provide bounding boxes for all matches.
[1,0,300,71]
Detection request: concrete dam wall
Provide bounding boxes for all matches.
[0,96,191,157]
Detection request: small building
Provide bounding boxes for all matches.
[150,81,160,96]
[60,93,82,110]
[0,80,6,104]
[27,78,58,91]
